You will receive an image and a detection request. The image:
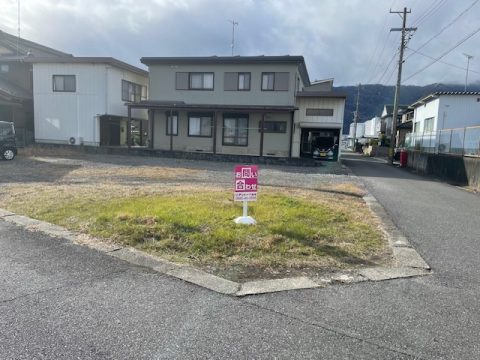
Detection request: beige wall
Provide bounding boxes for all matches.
[292,97,345,158]
[148,63,298,107]
[152,110,292,157]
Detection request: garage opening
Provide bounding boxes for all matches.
[300,128,340,160]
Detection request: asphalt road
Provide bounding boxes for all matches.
[1,154,479,359]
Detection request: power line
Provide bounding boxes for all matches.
[376,49,399,84]
[406,46,480,75]
[384,63,399,84]
[405,0,479,61]
[412,0,448,27]
[366,32,395,83]
[404,25,480,82]
[364,0,398,83]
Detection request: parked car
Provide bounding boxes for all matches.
[313,139,337,160]
[0,121,17,160]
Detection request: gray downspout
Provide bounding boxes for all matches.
[169,109,173,152]
[289,111,294,159]
[259,113,265,157]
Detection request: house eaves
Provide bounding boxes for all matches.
[25,57,148,77]
[140,55,311,86]
[295,91,346,99]
[411,91,480,108]
[127,100,297,112]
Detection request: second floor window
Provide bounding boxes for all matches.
[224,72,251,91]
[190,73,214,89]
[424,117,435,132]
[261,72,289,91]
[53,75,76,92]
[122,80,143,102]
[176,72,214,90]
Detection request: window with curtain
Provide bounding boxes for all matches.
[261,73,274,90]
[121,80,143,102]
[188,114,212,137]
[189,73,214,90]
[53,75,76,92]
[166,113,178,136]
[424,117,435,132]
[223,115,248,146]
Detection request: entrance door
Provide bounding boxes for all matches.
[100,117,121,146]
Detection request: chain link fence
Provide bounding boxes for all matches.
[405,126,480,157]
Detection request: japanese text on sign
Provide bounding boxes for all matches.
[234,165,258,202]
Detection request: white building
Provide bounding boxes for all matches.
[29,57,148,146]
[411,91,480,133]
[363,116,381,138]
[347,122,365,147]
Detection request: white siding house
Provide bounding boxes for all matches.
[411,92,480,133]
[30,57,148,146]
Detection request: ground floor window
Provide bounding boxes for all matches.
[223,115,248,146]
[259,120,287,133]
[166,112,178,136]
[188,113,212,137]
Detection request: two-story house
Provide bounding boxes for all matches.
[411,91,480,133]
[28,57,148,146]
[127,56,346,160]
[0,30,71,145]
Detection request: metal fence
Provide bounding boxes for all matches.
[405,126,480,157]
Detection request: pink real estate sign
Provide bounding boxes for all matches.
[234,165,258,202]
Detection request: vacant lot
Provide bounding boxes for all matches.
[0,150,391,281]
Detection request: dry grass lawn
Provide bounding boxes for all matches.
[1,154,391,281]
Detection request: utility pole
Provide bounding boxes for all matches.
[352,84,360,150]
[228,20,238,56]
[389,7,416,164]
[463,53,474,91]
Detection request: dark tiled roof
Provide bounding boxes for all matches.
[433,91,480,95]
[141,55,305,65]
[0,77,31,101]
[0,30,71,58]
[382,104,409,117]
[412,91,480,107]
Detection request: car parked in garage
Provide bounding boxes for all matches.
[0,121,17,160]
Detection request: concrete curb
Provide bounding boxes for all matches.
[0,200,431,296]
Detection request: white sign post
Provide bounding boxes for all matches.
[233,165,258,225]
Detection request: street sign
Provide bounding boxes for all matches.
[233,165,258,225]
[234,165,258,202]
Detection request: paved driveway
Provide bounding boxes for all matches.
[1,153,479,359]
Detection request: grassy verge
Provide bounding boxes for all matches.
[3,185,389,280]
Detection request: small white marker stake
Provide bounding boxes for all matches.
[233,165,258,225]
[234,200,256,225]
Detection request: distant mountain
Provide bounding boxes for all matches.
[335,82,480,133]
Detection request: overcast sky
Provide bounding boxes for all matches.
[1,0,479,86]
